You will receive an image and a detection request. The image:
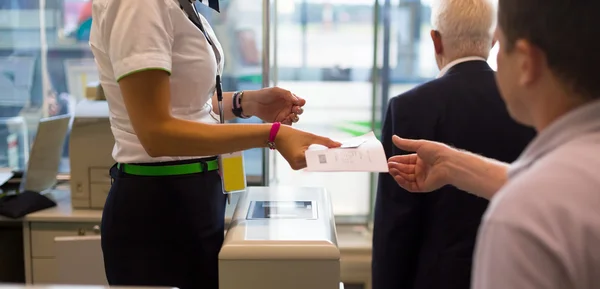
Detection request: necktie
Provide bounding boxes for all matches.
[199,0,220,12]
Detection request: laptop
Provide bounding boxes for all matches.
[19,114,71,193]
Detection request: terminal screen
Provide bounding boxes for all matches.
[247,201,317,219]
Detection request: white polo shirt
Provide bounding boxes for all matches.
[472,99,600,289]
[89,0,224,163]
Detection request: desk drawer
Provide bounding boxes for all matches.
[32,258,57,284]
[30,222,100,258]
[90,184,111,208]
[89,168,111,183]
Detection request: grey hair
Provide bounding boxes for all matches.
[431,0,497,59]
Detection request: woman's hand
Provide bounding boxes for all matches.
[388,135,453,192]
[242,87,305,125]
[275,125,341,170]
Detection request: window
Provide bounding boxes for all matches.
[268,0,498,219]
[197,0,266,185]
[268,0,378,218]
[0,0,90,174]
[202,0,390,218]
[268,0,437,219]
[488,42,499,71]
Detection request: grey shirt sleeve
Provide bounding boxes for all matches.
[472,218,569,289]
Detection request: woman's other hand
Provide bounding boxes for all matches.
[388,135,453,193]
[243,87,305,125]
[275,125,341,170]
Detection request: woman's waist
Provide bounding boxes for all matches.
[111,129,217,164]
[116,156,220,177]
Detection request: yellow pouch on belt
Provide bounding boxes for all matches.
[219,151,247,194]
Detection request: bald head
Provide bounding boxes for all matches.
[430,0,497,66]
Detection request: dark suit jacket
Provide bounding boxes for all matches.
[371,60,536,289]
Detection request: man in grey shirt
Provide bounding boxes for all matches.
[385,0,600,288]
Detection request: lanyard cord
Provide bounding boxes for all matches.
[178,0,225,124]
[216,75,224,124]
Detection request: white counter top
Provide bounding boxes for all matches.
[0,188,101,223]
[0,215,22,222]
[24,189,102,223]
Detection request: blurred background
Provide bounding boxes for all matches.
[0,0,499,223]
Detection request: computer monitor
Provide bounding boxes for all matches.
[20,114,71,193]
[0,56,36,107]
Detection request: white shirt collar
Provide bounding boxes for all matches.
[437,56,487,78]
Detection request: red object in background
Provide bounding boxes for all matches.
[77,0,92,24]
[7,137,17,151]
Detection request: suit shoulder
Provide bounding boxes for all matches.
[390,72,498,104]
[389,77,452,107]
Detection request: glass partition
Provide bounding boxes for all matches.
[198,0,266,185]
[0,0,95,173]
[268,0,378,218]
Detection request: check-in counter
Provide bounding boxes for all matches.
[220,186,342,289]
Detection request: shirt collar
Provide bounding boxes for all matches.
[508,99,600,178]
[437,56,487,78]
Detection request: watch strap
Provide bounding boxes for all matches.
[232,91,250,119]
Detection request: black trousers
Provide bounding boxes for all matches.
[101,158,226,289]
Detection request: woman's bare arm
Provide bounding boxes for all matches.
[119,69,273,157]
[211,91,238,121]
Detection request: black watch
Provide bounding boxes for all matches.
[232,91,250,119]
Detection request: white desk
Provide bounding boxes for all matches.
[16,190,372,288]
[21,190,102,284]
[26,190,102,222]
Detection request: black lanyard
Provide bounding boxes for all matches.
[178,0,224,124]
[199,0,220,13]
[178,0,214,47]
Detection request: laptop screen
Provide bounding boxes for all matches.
[20,114,71,193]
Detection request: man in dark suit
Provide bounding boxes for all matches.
[371,0,536,289]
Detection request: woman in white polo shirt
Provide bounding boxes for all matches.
[89,0,340,288]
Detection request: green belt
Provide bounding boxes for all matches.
[118,159,219,176]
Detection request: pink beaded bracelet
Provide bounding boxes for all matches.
[267,122,281,150]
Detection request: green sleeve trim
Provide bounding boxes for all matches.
[117,68,172,82]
